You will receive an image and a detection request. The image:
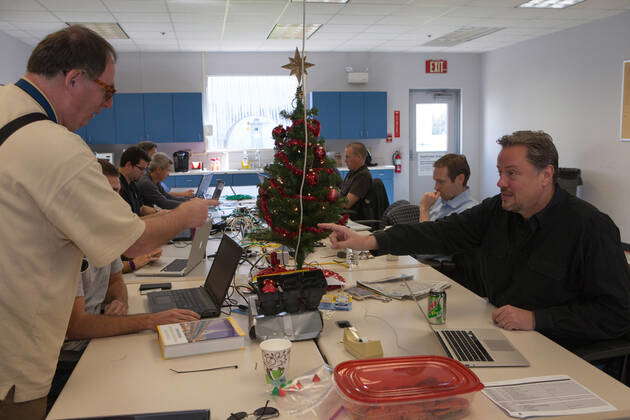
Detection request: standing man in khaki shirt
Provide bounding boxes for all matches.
[0,26,212,420]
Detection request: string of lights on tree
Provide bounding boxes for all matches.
[253,49,347,268]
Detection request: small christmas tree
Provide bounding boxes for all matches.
[255,85,346,268]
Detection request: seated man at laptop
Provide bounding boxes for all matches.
[97,159,164,274]
[118,146,159,217]
[340,142,372,219]
[320,131,630,351]
[137,141,194,198]
[137,152,206,210]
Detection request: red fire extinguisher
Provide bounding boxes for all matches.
[393,151,402,174]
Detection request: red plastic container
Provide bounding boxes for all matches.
[318,355,483,420]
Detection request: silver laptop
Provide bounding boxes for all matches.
[147,235,243,318]
[402,278,529,367]
[195,174,214,198]
[135,221,210,277]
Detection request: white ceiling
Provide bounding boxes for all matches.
[1,0,629,53]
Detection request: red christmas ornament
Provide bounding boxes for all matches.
[306,171,318,185]
[327,187,339,202]
[314,145,326,159]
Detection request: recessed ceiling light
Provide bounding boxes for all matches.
[291,0,349,3]
[268,24,322,40]
[67,22,129,39]
[518,0,585,8]
[422,27,504,47]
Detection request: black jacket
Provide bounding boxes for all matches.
[373,187,630,348]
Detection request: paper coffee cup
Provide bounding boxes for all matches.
[260,338,292,386]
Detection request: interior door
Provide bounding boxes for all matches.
[409,90,460,205]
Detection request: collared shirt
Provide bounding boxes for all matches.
[119,173,144,215]
[340,165,372,216]
[0,82,145,402]
[429,188,478,221]
[373,186,630,348]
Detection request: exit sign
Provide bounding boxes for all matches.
[426,59,448,73]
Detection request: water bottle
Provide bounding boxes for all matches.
[346,248,358,268]
[254,149,261,169]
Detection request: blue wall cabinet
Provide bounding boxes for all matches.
[115,94,145,144]
[173,93,203,142]
[143,93,174,143]
[310,92,340,139]
[363,92,387,139]
[339,92,364,139]
[310,91,387,140]
[86,106,116,144]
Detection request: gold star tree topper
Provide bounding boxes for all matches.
[282,48,314,83]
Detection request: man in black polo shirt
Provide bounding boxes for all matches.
[340,142,372,219]
[321,131,630,350]
[118,146,157,216]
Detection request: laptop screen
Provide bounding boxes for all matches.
[195,174,213,198]
[204,235,243,305]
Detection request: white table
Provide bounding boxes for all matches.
[47,280,325,420]
[316,267,630,419]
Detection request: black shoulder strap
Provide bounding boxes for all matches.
[0,112,49,147]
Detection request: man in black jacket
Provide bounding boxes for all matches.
[320,131,630,350]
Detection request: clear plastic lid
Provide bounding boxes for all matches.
[334,355,483,404]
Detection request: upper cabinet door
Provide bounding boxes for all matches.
[339,92,364,139]
[143,93,173,143]
[173,93,203,142]
[115,93,145,145]
[363,92,387,139]
[86,106,116,144]
[311,91,340,139]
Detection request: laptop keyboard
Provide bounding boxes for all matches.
[162,258,188,272]
[172,288,215,314]
[442,330,494,362]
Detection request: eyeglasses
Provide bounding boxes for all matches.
[92,77,116,103]
[227,401,279,420]
[135,164,148,172]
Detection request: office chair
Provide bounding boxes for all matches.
[350,178,390,231]
[572,338,630,385]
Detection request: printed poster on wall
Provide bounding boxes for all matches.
[417,151,446,176]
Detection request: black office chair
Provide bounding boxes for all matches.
[572,337,630,385]
[351,178,390,231]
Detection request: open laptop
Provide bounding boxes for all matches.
[195,174,214,198]
[147,235,243,318]
[135,222,210,277]
[402,278,529,367]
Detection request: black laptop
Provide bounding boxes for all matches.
[147,235,242,318]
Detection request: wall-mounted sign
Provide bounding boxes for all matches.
[394,110,400,137]
[426,59,448,74]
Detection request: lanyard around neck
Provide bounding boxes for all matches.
[15,78,57,123]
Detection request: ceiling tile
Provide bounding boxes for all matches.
[113,13,172,23]
[364,24,415,33]
[0,11,61,22]
[277,12,332,24]
[283,2,346,15]
[0,0,45,11]
[229,2,285,14]
[354,32,396,40]
[176,31,221,40]
[170,13,224,23]
[120,22,174,32]
[55,11,117,22]
[0,22,17,30]
[166,3,226,14]
[328,14,383,24]
[38,0,107,11]
[338,4,403,15]
[102,0,168,13]
[172,22,222,32]
[228,14,278,24]
[10,21,67,31]
[126,30,176,39]
[318,24,369,33]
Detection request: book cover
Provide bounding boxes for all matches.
[157,317,245,359]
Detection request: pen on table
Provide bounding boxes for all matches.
[169,365,238,374]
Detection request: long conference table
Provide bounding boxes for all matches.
[48,240,630,420]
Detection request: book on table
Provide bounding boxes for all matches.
[157,316,245,359]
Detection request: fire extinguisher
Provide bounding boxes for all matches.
[392,151,402,173]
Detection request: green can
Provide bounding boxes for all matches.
[427,288,447,324]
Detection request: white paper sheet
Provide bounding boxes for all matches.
[482,375,616,418]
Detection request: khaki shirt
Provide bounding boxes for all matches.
[0,83,145,402]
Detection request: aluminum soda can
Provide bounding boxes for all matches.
[427,288,447,324]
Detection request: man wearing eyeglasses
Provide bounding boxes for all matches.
[0,26,213,419]
[118,146,159,217]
